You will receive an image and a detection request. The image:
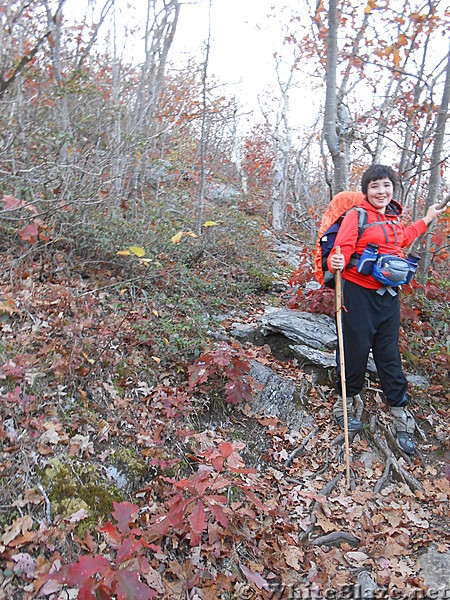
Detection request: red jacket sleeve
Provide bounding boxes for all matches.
[327,209,360,270]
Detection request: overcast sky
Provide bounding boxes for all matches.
[65,0,318,130]
[169,0,318,129]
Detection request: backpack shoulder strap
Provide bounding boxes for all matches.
[346,207,368,268]
[355,207,368,238]
[345,206,368,240]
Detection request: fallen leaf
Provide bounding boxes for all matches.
[0,515,33,546]
[284,546,303,570]
[239,563,268,590]
[316,513,336,533]
[345,551,369,565]
[12,553,37,578]
[171,231,184,244]
[129,246,146,257]
[40,429,60,445]
[69,434,94,457]
[13,488,43,508]
[68,508,89,524]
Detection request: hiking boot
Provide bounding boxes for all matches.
[332,395,363,432]
[334,413,364,432]
[390,406,416,455]
[396,431,416,454]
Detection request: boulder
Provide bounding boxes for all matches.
[249,360,313,432]
[146,159,172,188]
[205,182,240,203]
[229,322,265,345]
[417,543,450,591]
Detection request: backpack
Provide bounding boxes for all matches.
[314,191,367,288]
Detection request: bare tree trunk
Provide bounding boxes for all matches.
[0,0,67,99]
[111,4,124,207]
[231,98,248,195]
[129,0,180,202]
[196,0,212,235]
[271,104,292,231]
[323,0,348,193]
[133,0,180,134]
[48,6,73,159]
[420,43,450,277]
[426,43,450,211]
[272,152,285,231]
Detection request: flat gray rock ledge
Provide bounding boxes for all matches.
[417,543,450,591]
[230,307,428,388]
[260,307,336,350]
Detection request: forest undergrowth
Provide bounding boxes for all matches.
[0,197,449,599]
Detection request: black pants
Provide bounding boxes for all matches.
[335,280,407,407]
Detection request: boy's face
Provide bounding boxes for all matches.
[366,177,394,213]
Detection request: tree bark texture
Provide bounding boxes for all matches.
[323,0,348,194]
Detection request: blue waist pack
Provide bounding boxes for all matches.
[371,254,419,286]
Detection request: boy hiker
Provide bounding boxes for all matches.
[327,164,446,454]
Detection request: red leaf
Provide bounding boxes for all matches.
[112,502,138,534]
[78,580,107,600]
[148,515,170,537]
[50,555,110,586]
[241,488,265,511]
[224,380,242,405]
[225,379,252,405]
[204,498,229,527]
[116,535,143,564]
[211,455,224,471]
[167,495,191,527]
[188,361,209,387]
[115,570,156,600]
[18,224,38,243]
[98,521,122,547]
[226,451,246,470]
[189,500,207,534]
[229,356,249,377]
[2,195,22,210]
[219,441,233,458]
[210,343,232,366]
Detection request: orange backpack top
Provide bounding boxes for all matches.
[314,191,365,285]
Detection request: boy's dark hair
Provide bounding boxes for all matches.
[361,164,398,196]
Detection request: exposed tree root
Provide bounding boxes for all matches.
[373,433,423,493]
[286,476,303,486]
[331,430,359,448]
[309,531,360,548]
[328,408,423,494]
[374,457,393,494]
[284,426,320,469]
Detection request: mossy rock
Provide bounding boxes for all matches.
[43,458,123,534]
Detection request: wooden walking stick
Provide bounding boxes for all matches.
[335,246,350,487]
